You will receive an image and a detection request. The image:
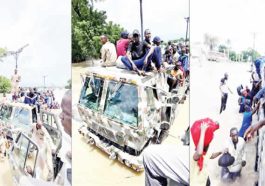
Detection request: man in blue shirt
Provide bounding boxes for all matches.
[253,86,265,104]
[254,57,265,79]
[178,46,189,77]
[239,105,258,138]
[121,34,162,74]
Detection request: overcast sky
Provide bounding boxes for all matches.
[191,0,265,54]
[0,0,71,87]
[95,0,189,41]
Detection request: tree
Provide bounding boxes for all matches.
[229,50,237,61]
[241,48,261,62]
[0,76,11,94]
[72,0,123,62]
[218,45,227,53]
[0,48,6,57]
[204,33,218,51]
[0,48,7,62]
[65,79,72,89]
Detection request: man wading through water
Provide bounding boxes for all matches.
[219,73,233,114]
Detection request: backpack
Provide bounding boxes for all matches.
[218,152,235,167]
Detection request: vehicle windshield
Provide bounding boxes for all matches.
[12,133,38,178]
[12,107,31,127]
[0,105,12,120]
[79,76,104,111]
[104,81,138,127]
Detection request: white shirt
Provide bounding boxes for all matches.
[220,83,229,94]
[227,137,246,172]
[100,41,117,66]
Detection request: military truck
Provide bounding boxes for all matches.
[8,131,68,186]
[0,102,65,185]
[0,102,62,152]
[77,66,188,171]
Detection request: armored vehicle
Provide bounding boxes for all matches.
[78,67,187,171]
[0,102,62,152]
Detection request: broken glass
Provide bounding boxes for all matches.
[104,81,138,127]
[79,76,104,111]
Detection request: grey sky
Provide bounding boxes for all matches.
[94,0,189,41]
[191,0,265,54]
[0,0,71,87]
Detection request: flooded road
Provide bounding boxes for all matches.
[72,62,189,186]
[191,59,258,185]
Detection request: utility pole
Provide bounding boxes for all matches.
[184,17,190,45]
[252,32,256,61]
[139,0,143,41]
[43,75,47,89]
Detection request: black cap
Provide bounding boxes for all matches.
[132,29,140,36]
[144,29,151,35]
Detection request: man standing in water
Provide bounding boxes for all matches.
[219,73,233,114]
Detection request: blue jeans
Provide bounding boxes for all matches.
[221,167,241,182]
[121,47,161,71]
[254,59,261,79]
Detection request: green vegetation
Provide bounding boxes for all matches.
[72,0,123,62]
[0,48,6,57]
[0,76,11,94]
[65,79,72,89]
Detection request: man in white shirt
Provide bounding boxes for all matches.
[100,35,117,67]
[222,128,246,182]
[219,73,233,114]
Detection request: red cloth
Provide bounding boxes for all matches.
[116,38,130,57]
[191,118,219,171]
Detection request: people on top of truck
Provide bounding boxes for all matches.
[98,30,189,79]
[100,35,117,67]
[116,31,130,57]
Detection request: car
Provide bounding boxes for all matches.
[77,66,188,171]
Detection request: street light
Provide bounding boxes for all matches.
[5,44,29,69]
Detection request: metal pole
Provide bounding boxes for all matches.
[140,0,143,41]
[43,76,47,89]
[15,53,18,69]
[185,17,190,45]
[252,32,256,61]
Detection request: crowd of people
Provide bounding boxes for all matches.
[9,86,60,109]
[99,29,189,92]
[190,57,265,186]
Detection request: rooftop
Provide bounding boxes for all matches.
[84,66,157,85]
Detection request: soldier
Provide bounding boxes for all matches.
[11,69,21,101]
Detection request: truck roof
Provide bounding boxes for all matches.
[85,66,157,85]
[2,101,34,110]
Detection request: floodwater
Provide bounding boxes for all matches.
[191,59,258,185]
[72,62,189,186]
